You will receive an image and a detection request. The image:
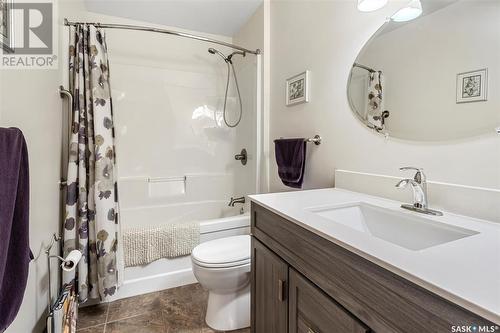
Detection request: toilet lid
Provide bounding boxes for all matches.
[192,235,250,268]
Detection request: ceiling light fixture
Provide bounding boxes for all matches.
[357,0,388,12]
[391,0,423,22]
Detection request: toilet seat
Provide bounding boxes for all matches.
[192,235,250,269]
[192,257,250,269]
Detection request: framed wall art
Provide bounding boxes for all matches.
[286,70,310,106]
[456,69,488,103]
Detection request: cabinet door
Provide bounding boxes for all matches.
[251,238,288,333]
[289,269,370,333]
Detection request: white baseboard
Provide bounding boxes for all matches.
[109,268,198,301]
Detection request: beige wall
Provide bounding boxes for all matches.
[268,1,500,202]
[233,4,269,192]
[0,40,63,333]
[1,0,66,331]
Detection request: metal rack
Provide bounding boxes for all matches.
[45,233,79,333]
[45,233,62,309]
[50,86,74,333]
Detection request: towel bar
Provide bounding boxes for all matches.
[148,176,187,183]
[305,135,322,145]
[278,135,322,145]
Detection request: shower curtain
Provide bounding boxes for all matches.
[367,71,384,129]
[63,25,120,302]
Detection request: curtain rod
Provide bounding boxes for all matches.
[64,19,261,55]
[353,62,377,73]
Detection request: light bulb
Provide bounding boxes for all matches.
[391,0,423,22]
[357,0,388,12]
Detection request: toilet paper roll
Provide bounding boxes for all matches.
[61,250,82,272]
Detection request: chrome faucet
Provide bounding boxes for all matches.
[228,196,245,207]
[395,167,443,216]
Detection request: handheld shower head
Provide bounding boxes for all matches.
[207,46,244,128]
[208,47,228,62]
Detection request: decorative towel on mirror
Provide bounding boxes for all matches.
[0,127,33,332]
[274,138,307,189]
[367,71,384,129]
[123,222,200,267]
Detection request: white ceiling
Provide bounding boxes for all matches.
[84,0,263,37]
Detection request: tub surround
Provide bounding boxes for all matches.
[249,189,500,325]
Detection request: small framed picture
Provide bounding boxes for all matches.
[286,70,309,106]
[456,69,488,103]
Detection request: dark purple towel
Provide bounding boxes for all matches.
[0,127,33,332]
[274,138,306,189]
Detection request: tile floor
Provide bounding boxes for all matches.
[76,283,250,333]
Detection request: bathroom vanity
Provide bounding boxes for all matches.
[249,189,500,333]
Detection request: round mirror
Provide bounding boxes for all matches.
[347,0,500,141]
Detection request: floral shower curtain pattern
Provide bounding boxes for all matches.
[367,71,384,130]
[63,24,119,302]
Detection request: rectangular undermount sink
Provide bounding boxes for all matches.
[308,202,479,251]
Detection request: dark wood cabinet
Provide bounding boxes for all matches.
[251,202,495,333]
[288,268,370,333]
[251,238,288,333]
[251,238,369,333]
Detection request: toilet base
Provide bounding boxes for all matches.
[205,283,250,331]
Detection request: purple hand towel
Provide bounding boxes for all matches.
[274,138,306,188]
[0,127,33,332]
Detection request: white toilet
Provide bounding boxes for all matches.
[191,235,251,331]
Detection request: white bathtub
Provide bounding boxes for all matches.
[113,200,250,300]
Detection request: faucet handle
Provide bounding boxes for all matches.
[399,167,426,184]
[395,178,410,189]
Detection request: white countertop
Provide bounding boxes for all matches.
[249,188,500,324]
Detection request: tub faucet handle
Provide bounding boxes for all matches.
[235,149,247,166]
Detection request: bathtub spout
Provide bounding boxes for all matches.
[228,196,245,207]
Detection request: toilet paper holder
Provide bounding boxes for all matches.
[45,233,81,311]
[45,233,62,310]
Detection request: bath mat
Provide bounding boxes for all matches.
[123,222,200,267]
